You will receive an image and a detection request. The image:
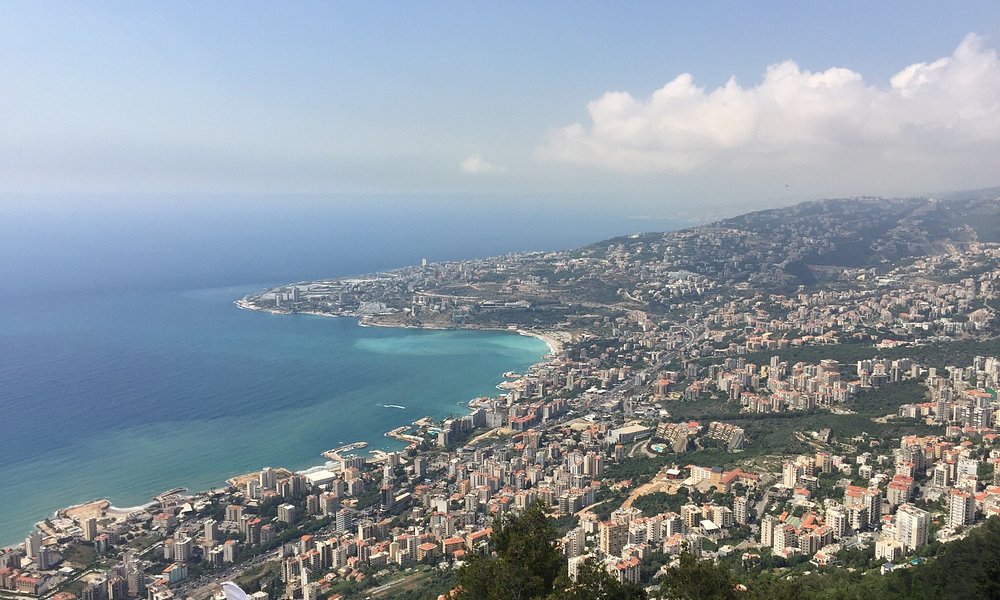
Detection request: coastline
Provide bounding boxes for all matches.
[235,296,567,430]
[15,297,562,546]
[515,329,563,356]
[235,297,566,356]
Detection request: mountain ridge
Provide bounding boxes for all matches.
[585,192,1000,291]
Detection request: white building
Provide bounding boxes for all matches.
[947,489,976,528]
[895,504,929,551]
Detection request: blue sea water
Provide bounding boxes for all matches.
[0,195,688,545]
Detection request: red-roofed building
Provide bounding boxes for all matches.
[16,576,41,595]
[442,537,465,556]
[609,556,640,585]
[465,529,491,552]
[417,543,438,561]
[888,475,915,506]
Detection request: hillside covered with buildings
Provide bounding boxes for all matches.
[7,192,1000,600]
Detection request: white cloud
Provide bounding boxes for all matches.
[460,154,505,174]
[538,34,1000,178]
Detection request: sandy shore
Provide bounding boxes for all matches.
[227,467,293,488]
[107,503,157,516]
[237,297,568,358]
[515,329,564,356]
[60,499,110,522]
[356,313,567,356]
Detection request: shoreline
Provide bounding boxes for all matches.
[12,297,563,546]
[235,297,566,356]
[515,329,563,356]
[236,297,567,426]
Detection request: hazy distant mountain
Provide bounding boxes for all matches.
[588,191,1000,290]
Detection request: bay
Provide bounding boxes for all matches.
[0,285,547,545]
[0,195,689,546]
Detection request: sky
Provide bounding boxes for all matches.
[2,2,1000,212]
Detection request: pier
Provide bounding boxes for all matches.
[385,426,422,449]
[321,441,369,462]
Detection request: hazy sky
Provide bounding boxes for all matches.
[2,2,1000,209]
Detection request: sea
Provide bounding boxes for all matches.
[0,195,689,546]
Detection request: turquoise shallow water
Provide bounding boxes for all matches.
[0,196,688,548]
[0,284,546,546]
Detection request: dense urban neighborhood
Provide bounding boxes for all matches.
[7,195,1000,600]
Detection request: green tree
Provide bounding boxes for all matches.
[455,504,562,600]
[657,552,740,600]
